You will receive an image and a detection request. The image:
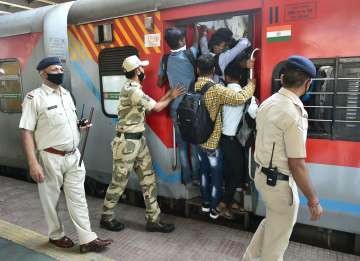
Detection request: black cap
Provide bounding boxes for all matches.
[36,56,62,71]
[286,55,316,78]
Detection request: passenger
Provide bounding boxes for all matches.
[19,57,112,253]
[204,27,251,82]
[0,68,4,76]
[242,56,323,261]
[100,55,184,233]
[157,26,200,186]
[195,54,255,219]
[217,60,258,220]
[199,25,210,55]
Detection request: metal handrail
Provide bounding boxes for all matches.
[171,125,177,171]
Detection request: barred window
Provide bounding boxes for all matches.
[98,46,138,117]
[272,57,360,141]
[0,59,22,113]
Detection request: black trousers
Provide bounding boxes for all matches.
[220,134,245,205]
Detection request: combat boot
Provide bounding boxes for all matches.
[145,221,175,233]
[100,217,125,231]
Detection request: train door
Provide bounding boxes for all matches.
[163,9,262,225]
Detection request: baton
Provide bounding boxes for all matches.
[79,107,94,166]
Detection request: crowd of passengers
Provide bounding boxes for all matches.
[158,25,258,220]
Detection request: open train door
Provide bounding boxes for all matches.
[160,0,263,224]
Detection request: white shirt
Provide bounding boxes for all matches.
[19,84,80,151]
[222,83,258,136]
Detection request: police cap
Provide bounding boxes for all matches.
[286,55,316,78]
[36,56,62,71]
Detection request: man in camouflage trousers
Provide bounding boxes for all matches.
[100,55,184,233]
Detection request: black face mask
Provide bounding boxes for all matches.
[47,73,64,85]
[138,71,145,82]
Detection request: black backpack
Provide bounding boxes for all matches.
[160,49,197,83]
[176,81,216,144]
[235,98,257,147]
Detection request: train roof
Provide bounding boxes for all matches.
[0,5,55,37]
[67,0,217,25]
[0,0,216,37]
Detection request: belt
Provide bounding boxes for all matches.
[256,163,289,181]
[44,147,76,156]
[117,132,143,140]
[221,134,237,141]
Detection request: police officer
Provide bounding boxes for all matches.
[100,55,184,233]
[242,56,323,261]
[19,57,112,253]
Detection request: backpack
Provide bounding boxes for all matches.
[160,49,197,83]
[176,81,216,144]
[235,98,257,147]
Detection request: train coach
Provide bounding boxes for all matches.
[0,0,359,251]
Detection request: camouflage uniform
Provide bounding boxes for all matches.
[102,79,161,223]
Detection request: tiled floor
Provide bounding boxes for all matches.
[0,175,359,261]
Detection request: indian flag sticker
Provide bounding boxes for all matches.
[267,25,292,42]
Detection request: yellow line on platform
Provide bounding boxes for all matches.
[0,219,115,261]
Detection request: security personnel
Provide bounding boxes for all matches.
[242,56,323,261]
[19,57,112,253]
[100,55,184,233]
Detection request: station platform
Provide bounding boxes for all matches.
[0,175,359,261]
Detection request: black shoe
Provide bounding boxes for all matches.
[100,218,125,231]
[146,221,175,233]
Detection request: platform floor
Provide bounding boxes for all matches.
[0,175,359,261]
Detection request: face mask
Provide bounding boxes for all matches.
[300,81,312,102]
[138,71,145,82]
[47,73,64,85]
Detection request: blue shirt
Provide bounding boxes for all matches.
[158,46,198,118]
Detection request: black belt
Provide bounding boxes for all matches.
[256,163,289,181]
[117,132,143,140]
[221,134,237,141]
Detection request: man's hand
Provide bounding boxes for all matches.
[308,198,323,221]
[308,203,323,221]
[29,161,44,183]
[169,85,186,99]
[248,78,256,86]
[246,58,255,69]
[78,119,92,129]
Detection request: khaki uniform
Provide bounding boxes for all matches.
[243,88,308,261]
[19,84,97,244]
[102,80,161,223]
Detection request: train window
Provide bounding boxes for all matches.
[272,57,360,141]
[98,46,138,117]
[94,23,113,44]
[0,59,22,113]
[333,58,360,140]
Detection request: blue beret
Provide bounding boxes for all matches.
[36,56,62,71]
[286,55,316,78]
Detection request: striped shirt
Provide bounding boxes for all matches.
[195,77,255,150]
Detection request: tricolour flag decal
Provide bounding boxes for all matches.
[266,25,292,42]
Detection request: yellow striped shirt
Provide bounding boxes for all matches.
[195,77,255,150]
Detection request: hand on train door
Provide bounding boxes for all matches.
[29,161,45,183]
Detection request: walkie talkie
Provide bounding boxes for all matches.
[265,142,278,186]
